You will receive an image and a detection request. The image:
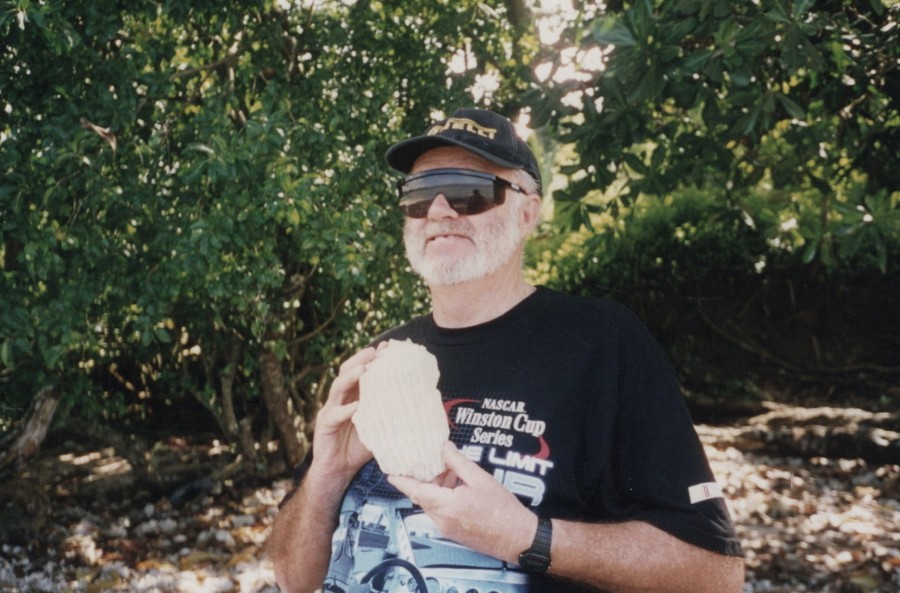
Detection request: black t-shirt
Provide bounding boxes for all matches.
[294,287,742,593]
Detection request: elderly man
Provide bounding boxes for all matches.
[269,108,744,593]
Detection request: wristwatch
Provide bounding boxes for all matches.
[518,516,553,573]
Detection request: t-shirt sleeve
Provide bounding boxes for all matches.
[609,311,743,557]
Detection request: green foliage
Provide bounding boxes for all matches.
[546,188,772,300]
[0,0,535,451]
[526,0,899,273]
[741,175,900,275]
[3,0,894,451]
[540,179,899,309]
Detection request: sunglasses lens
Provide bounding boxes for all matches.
[399,170,503,218]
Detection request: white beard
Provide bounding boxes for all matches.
[404,205,523,286]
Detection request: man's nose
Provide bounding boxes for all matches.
[427,194,460,220]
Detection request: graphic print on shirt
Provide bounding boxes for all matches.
[446,395,554,507]
[323,388,555,593]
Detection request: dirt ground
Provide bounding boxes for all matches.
[1,404,898,593]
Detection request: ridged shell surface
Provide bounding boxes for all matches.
[352,339,448,481]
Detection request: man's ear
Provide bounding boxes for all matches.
[519,193,542,235]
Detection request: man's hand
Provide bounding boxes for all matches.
[387,441,537,564]
[271,346,381,593]
[308,346,377,485]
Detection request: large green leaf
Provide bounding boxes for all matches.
[591,16,638,47]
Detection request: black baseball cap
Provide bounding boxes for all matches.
[386,108,542,195]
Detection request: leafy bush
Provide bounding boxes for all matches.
[546,188,772,304]
[0,0,536,466]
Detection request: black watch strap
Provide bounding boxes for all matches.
[518,516,552,573]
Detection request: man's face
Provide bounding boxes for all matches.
[402,147,529,286]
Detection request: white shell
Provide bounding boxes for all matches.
[352,339,448,481]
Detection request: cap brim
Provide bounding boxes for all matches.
[385,135,525,174]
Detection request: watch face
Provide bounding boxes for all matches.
[519,550,551,573]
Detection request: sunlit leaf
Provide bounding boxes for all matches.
[591,16,638,47]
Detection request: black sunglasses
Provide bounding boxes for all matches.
[397,168,525,218]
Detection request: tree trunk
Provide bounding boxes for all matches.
[0,384,60,477]
[259,346,307,467]
[219,341,256,464]
[197,340,259,465]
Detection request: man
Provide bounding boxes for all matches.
[269,108,744,593]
